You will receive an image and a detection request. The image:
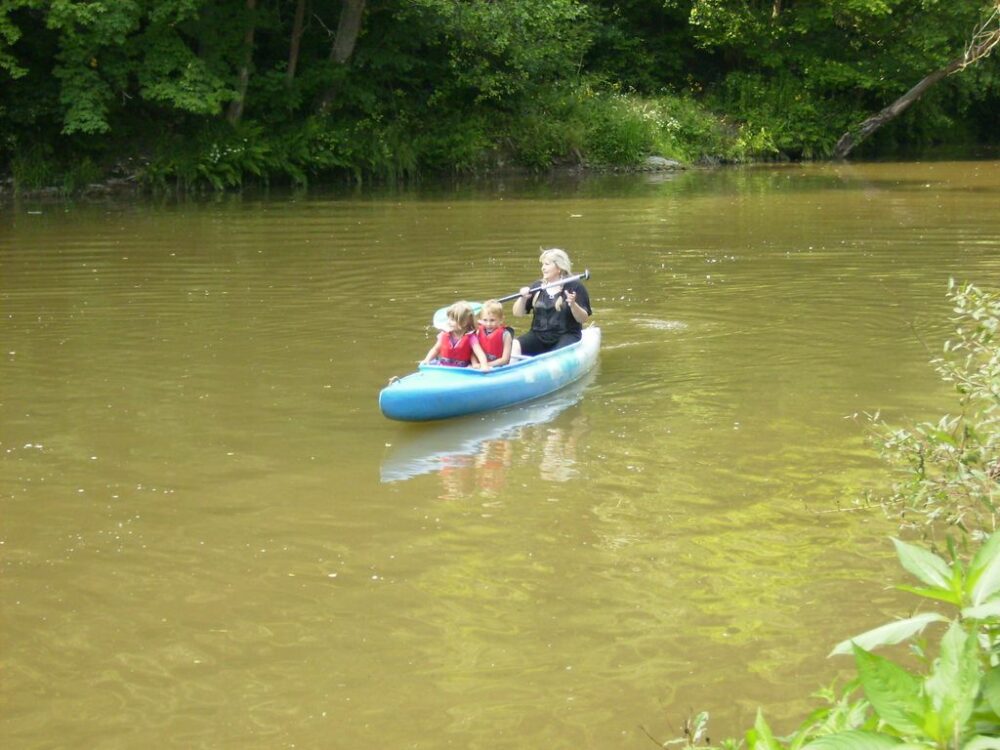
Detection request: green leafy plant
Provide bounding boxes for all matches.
[10,144,58,193]
[871,281,1000,536]
[668,282,1000,750]
[816,535,1000,749]
[663,282,1000,749]
[581,91,656,165]
[667,533,1000,750]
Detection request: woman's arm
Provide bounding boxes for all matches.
[511,287,532,318]
[564,288,590,324]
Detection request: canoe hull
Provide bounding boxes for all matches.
[379,327,601,422]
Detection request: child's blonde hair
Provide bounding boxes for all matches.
[447,301,477,333]
[479,299,504,322]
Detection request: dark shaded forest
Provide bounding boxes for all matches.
[1,0,997,192]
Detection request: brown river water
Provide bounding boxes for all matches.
[2,160,999,748]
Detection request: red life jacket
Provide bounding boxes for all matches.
[437,331,474,366]
[477,325,509,361]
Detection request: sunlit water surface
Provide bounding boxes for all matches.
[3,161,1000,748]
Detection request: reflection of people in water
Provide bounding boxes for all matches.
[436,456,477,500]
[475,439,514,496]
[436,439,514,500]
[435,415,589,496]
[537,415,589,482]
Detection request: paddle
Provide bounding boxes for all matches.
[431,270,591,330]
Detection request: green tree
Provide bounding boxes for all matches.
[316,0,367,113]
[226,0,257,124]
[834,2,1000,157]
[133,1,234,118]
[662,0,999,157]
[48,0,144,134]
[0,0,30,80]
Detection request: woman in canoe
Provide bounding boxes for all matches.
[512,248,592,356]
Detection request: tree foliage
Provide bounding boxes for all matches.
[0,0,996,189]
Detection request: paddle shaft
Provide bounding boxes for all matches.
[431,269,590,330]
[496,269,590,303]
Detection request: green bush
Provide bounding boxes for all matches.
[61,156,102,193]
[501,86,586,169]
[663,284,1000,749]
[411,114,492,174]
[503,85,747,169]
[666,534,1000,749]
[871,281,1000,536]
[10,144,58,193]
[709,72,857,159]
[581,91,655,166]
[143,121,274,191]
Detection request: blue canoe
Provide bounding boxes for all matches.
[379,327,601,422]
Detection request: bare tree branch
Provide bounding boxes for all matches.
[833,2,1000,159]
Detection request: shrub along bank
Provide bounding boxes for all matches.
[664,283,1000,750]
[5,87,752,195]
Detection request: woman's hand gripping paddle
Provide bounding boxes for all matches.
[431,270,590,330]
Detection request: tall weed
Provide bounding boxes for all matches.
[661,283,1000,749]
[871,281,1000,537]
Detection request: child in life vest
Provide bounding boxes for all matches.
[421,301,490,368]
[476,299,514,367]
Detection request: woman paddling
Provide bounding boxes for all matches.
[512,248,592,356]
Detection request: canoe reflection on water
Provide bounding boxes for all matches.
[380,370,597,494]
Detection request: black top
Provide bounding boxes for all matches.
[524,279,592,345]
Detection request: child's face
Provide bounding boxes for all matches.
[480,311,502,330]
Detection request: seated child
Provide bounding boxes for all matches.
[421,301,489,368]
[476,299,514,367]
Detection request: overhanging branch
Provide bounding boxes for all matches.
[833,2,1000,159]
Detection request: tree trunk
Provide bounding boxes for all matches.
[832,63,959,159]
[286,0,307,86]
[227,0,257,124]
[317,0,366,113]
[834,5,1000,159]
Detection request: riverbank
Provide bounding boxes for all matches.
[0,144,691,200]
[0,86,797,197]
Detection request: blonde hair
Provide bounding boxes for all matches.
[479,299,504,322]
[539,247,572,277]
[538,248,574,311]
[447,301,477,333]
